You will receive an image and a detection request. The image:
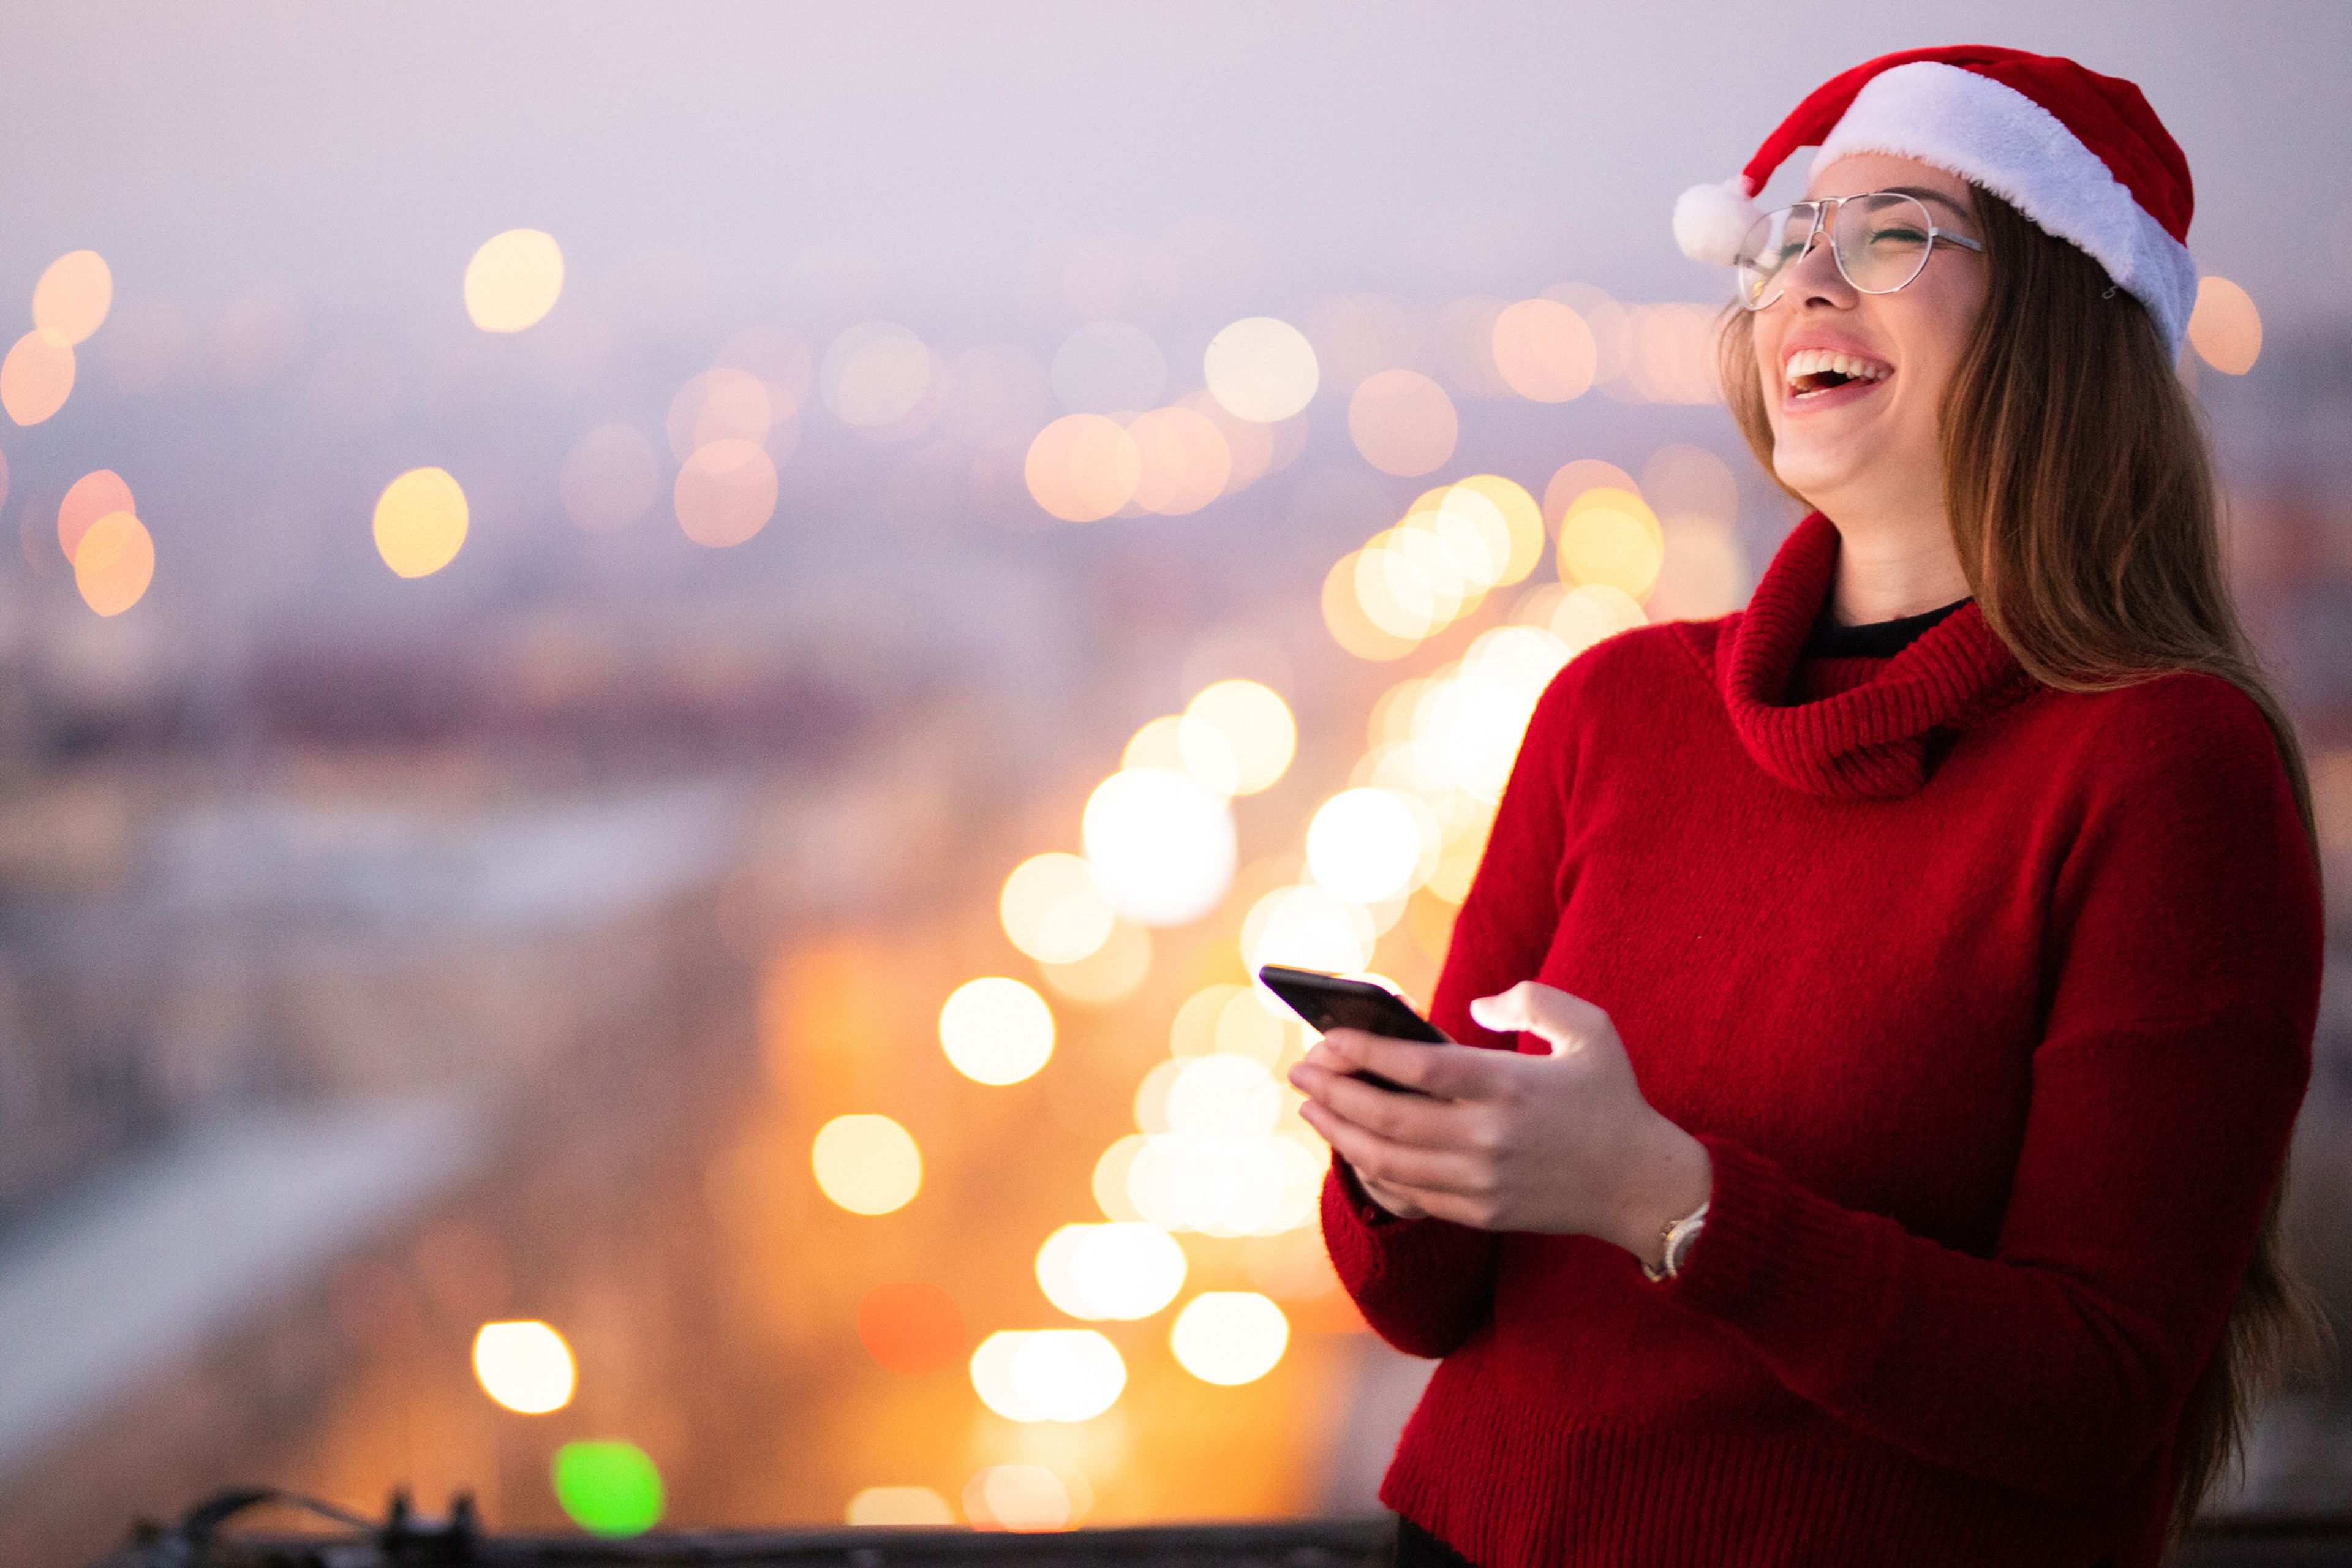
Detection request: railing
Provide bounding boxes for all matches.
[77,1490,2352,1568]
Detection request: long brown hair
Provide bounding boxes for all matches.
[1716,184,2335,1548]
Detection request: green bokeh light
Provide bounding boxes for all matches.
[551,1440,665,1536]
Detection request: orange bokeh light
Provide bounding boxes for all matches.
[668,369,775,462]
[711,326,815,416]
[1544,459,1640,535]
[1348,370,1457,477]
[58,469,135,562]
[2,332,75,426]
[674,438,778,547]
[75,511,154,617]
[1493,299,1598,402]
[1024,414,1141,522]
[857,1282,967,1376]
[1126,405,1231,516]
[33,251,113,347]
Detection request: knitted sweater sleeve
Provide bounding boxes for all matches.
[1653,676,2326,1506]
[1319,652,1588,1359]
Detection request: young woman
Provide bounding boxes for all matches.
[1286,46,2331,1568]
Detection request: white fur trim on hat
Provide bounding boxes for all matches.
[1674,176,1763,266]
[1809,60,2199,353]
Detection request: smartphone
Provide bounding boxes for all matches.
[1257,963,1451,1095]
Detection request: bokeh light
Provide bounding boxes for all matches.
[667,368,777,461]
[463,229,564,333]
[1125,405,1230,516]
[1323,551,1418,661]
[1544,459,1640,532]
[1036,918,1152,1007]
[75,511,156,617]
[1203,317,1318,423]
[712,326,815,415]
[848,1487,955,1526]
[812,1114,924,1215]
[1166,1055,1281,1138]
[963,1464,1087,1531]
[1012,1329,1125,1420]
[1181,680,1294,794]
[1127,714,1235,797]
[1304,293,1420,394]
[58,469,135,562]
[1000,851,1115,964]
[1025,414,1142,522]
[1081,768,1236,926]
[857,1282,967,1375]
[1242,883,1373,976]
[470,1320,576,1414]
[560,425,661,535]
[2188,276,2263,375]
[1170,1292,1290,1385]
[1348,370,1457,476]
[970,1330,1125,1422]
[1558,486,1664,601]
[1491,298,1597,401]
[1306,788,1427,905]
[674,437,777,548]
[822,322,935,428]
[32,250,113,346]
[1035,1221,1186,1320]
[372,466,469,578]
[2,331,75,426]
[938,976,1056,1085]
[551,1441,664,1536]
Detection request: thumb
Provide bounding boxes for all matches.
[1469,982,1586,1054]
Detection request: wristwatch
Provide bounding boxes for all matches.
[1639,1199,1710,1283]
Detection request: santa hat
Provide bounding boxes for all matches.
[1673,45,2198,353]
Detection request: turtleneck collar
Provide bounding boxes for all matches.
[1703,510,2039,801]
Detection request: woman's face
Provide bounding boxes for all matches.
[1750,153,1988,518]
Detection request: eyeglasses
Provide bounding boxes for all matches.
[1734,190,1984,311]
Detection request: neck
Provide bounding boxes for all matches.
[1819,514,1971,625]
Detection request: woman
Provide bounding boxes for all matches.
[1286,45,2331,1568]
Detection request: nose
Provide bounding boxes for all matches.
[1779,209,1855,309]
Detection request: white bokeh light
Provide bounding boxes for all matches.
[1082,768,1237,926]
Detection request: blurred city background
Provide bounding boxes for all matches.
[2,4,2349,1561]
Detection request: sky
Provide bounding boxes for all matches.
[1,1,2346,328]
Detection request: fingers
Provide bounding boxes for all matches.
[1305,1028,1503,1100]
[1468,981,1605,1054]
[1295,1098,1488,1197]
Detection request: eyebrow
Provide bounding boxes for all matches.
[1881,184,1973,219]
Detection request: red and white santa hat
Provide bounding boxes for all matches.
[1673,45,2199,353]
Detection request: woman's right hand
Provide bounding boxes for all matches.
[1353,1161,1431,1220]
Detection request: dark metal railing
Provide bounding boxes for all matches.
[78,1488,2352,1568]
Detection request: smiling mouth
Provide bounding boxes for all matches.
[1784,349,1893,399]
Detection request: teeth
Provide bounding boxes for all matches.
[1784,349,1892,390]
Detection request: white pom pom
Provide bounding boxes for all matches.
[1673,178,1762,265]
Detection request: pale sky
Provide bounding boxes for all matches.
[1,1,2345,327]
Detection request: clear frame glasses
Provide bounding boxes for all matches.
[1734,191,1985,311]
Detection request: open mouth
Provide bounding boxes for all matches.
[1784,349,1893,399]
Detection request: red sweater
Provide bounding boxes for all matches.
[1322,509,2324,1568]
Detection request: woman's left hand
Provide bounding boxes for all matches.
[1287,981,1712,1252]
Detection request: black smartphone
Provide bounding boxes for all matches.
[1257,963,1452,1095]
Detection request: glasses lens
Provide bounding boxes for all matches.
[1733,205,1815,307]
[1832,194,1936,293]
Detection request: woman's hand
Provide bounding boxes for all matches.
[1287,981,1712,1257]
